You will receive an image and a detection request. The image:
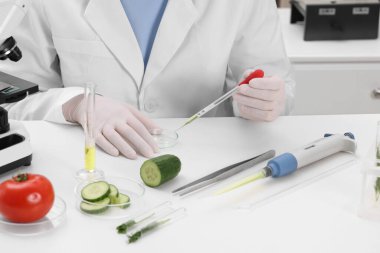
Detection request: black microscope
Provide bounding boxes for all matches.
[0,0,39,174]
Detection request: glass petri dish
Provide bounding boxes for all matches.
[74,176,145,219]
[75,168,105,182]
[0,196,66,236]
[151,129,179,149]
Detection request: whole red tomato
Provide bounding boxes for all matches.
[0,173,55,223]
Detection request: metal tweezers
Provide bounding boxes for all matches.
[172,150,275,197]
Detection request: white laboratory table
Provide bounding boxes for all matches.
[1,115,380,253]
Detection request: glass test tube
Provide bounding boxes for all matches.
[126,206,186,243]
[117,201,172,234]
[375,121,380,201]
[357,121,380,220]
[84,83,96,172]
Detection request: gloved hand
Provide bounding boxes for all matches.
[233,71,286,122]
[62,95,159,159]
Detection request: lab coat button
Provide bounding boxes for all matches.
[144,100,158,113]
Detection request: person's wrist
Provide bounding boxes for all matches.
[62,94,84,123]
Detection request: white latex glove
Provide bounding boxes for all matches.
[62,95,159,159]
[233,71,286,122]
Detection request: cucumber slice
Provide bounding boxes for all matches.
[80,197,111,214]
[140,154,181,187]
[109,184,119,204]
[114,193,130,209]
[81,181,110,202]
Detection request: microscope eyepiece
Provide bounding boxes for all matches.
[0,37,22,62]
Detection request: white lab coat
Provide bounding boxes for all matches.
[0,0,295,123]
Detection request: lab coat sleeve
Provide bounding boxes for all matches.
[0,0,83,124]
[227,0,295,115]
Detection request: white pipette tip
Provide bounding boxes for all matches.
[177,115,198,131]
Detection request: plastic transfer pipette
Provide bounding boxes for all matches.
[177,69,265,130]
[216,133,357,195]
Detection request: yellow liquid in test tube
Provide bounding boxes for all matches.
[85,146,96,171]
[75,83,104,180]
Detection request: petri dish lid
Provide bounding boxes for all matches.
[0,196,66,236]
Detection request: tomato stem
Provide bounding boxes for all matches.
[13,173,29,182]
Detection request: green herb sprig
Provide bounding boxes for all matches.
[375,147,380,201]
[375,178,380,201]
[128,218,170,243]
[117,212,156,234]
[116,220,136,234]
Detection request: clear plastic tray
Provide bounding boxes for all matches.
[0,196,66,236]
[237,153,359,210]
[194,152,359,211]
[74,176,145,219]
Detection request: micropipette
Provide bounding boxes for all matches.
[216,133,357,195]
[177,69,265,130]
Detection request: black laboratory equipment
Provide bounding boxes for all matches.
[0,72,38,174]
[0,0,39,174]
[290,0,380,41]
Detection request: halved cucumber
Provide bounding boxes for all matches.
[81,181,110,202]
[80,197,111,214]
[109,184,119,203]
[113,193,130,209]
[140,154,181,187]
